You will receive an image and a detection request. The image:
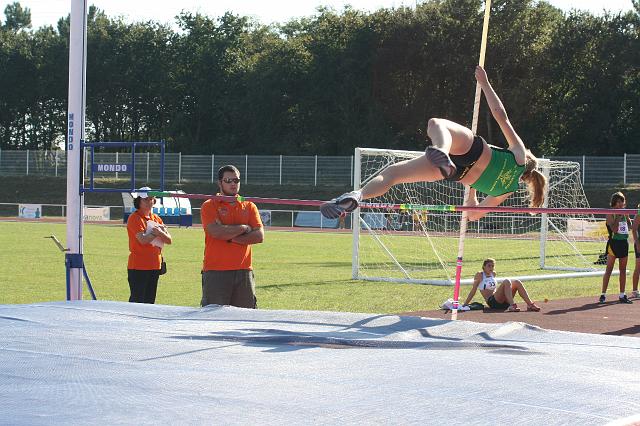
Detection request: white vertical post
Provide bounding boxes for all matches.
[314,155,318,186]
[146,151,149,182]
[178,152,182,183]
[26,149,29,175]
[352,148,362,279]
[211,154,215,183]
[55,150,58,177]
[83,145,88,182]
[582,155,585,185]
[279,155,283,185]
[350,155,354,187]
[115,151,119,179]
[245,154,248,184]
[623,153,627,185]
[66,0,88,301]
[539,159,552,269]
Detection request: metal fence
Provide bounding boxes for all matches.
[0,149,638,187]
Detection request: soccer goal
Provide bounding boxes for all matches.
[352,147,609,285]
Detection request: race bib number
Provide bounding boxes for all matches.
[618,220,629,234]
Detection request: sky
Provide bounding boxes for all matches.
[0,0,636,29]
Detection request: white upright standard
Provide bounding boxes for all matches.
[66,0,88,300]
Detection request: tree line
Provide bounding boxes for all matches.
[0,0,639,156]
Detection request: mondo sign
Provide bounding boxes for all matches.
[92,164,131,172]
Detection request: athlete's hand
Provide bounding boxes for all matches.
[475,65,489,85]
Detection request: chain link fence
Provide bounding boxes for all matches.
[0,149,638,187]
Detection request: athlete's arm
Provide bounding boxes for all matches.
[466,192,512,222]
[463,273,482,306]
[466,187,479,206]
[475,66,526,164]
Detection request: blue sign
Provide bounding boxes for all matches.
[153,207,188,217]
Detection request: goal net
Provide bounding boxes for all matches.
[352,147,609,285]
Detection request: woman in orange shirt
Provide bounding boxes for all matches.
[126,187,172,303]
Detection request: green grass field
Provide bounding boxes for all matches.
[0,221,612,312]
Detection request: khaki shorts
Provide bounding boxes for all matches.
[201,270,256,308]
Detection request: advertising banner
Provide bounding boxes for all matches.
[83,206,110,221]
[19,204,42,219]
[567,219,607,239]
[260,210,272,226]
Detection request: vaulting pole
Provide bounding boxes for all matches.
[452,0,492,320]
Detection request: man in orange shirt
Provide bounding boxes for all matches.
[200,165,264,308]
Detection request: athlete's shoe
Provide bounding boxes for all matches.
[619,295,633,304]
[320,191,362,219]
[425,146,457,179]
[631,291,640,299]
[526,303,541,312]
[505,304,521,312]
[598,294,606,304]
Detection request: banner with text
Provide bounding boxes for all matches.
[18,204,42,219]
[83,206,110,222]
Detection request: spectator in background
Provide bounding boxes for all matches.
[200,165,264,308]
[599,192,632,304]
[126,187,172,304]
[412,210,428,233]
[631,203,639,299]
[399,208,410,231]
[462,258,541,312]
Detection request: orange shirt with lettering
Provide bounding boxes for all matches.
[127,210,164,270]
[201,196,263,271]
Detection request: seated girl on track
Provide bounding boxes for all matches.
[462,258,541,312]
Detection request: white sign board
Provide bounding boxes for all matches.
[19,204,42,219]
[260,210,272,226]
[567,219,607,239]
[83,206,110,222]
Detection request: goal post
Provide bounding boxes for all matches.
[351,147,609,286]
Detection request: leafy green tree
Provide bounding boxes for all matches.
[3,1,31,31]
[169,12,253,153]
[0,0,638,156]
[545,10,639,155]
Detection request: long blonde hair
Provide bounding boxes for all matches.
[520,150,547,208]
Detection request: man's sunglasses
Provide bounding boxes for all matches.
[222,178,241,184]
